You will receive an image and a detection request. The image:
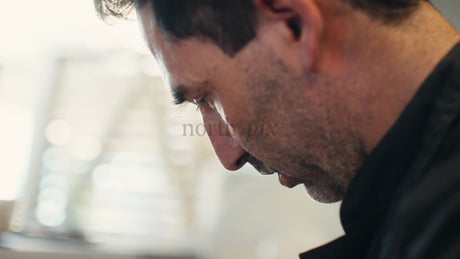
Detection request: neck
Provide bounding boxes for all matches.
[339,2,460,154]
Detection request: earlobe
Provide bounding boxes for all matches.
[253,0,323,70]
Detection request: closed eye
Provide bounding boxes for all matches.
[171,84,211,111]
[192,97,208,111]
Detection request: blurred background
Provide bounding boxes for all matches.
[0,1,458,258]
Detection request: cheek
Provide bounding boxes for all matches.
[209,60,261,143]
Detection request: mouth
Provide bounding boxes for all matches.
[242,153,276,175]
[242,153,302,188]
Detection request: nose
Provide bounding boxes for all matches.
[201,105,247,171]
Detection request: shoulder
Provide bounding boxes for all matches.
[377,135,460,259]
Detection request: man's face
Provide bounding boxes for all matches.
[138,2,365,203]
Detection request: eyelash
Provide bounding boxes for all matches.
[193,96,207,111]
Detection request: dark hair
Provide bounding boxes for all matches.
[94,0,426,55]
[94,0,256,55]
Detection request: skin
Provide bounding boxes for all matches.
[137,0,460,203]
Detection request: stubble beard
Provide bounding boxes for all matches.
[238,45,366,203]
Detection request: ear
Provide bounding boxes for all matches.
[253,0,324,70]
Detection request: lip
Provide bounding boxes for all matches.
[259,167,276,175]
[277,173,300,188]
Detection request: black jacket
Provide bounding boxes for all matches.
[300,42,460,259]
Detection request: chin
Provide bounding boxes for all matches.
[305,185,344,203]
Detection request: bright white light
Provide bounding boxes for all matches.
[70,135,102,161]
[40,174,67,190]
[38,187,68,208]
[35,200,67,227]
[45,119,73,146]
[42,147,72,172]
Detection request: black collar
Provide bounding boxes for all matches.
[300,41,460,259]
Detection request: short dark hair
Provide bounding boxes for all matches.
[94,0,426,55]
[94,0,256,56]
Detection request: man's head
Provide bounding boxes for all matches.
[94,0,442,203]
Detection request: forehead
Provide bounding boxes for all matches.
[137,1,235,90]
[137,1,161,55]
[137,2,187,86]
